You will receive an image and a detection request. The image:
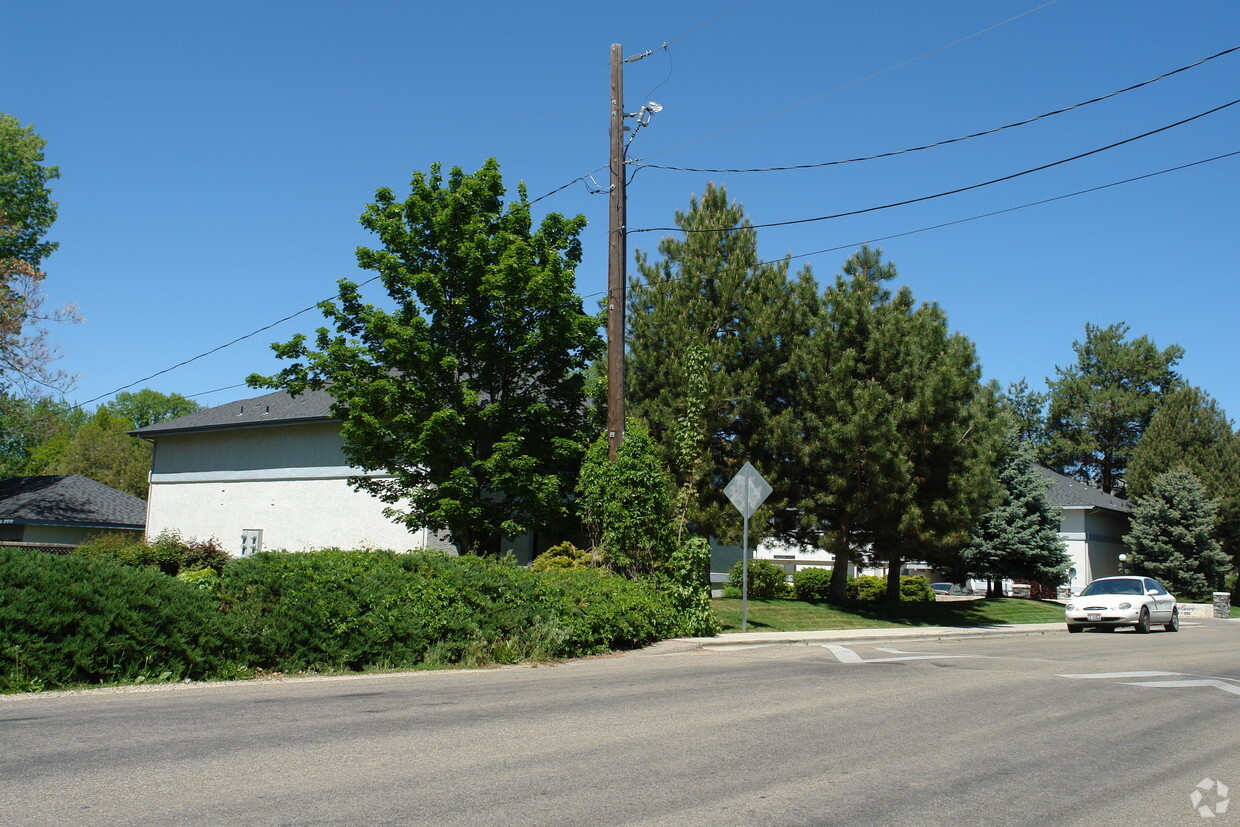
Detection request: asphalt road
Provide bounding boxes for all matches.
[2,620,1238,826]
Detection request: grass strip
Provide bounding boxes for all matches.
[711,597,1065,633]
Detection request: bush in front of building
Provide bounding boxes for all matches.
[792,567,833,600]
[726,558,789,599]
[73,530,230,576]
[846,574,936,602]
[0,548,231,692]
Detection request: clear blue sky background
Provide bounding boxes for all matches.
[7,0,1239,421]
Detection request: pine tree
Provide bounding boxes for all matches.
[1044,322,1183,495]
[1128,385,1240,599]
[962,431,1069,594]
[627,184,816,544]
[1125,468,1229,598]
[790,247,1002,602]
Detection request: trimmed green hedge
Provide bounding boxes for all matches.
[3,548,710,691]
[0,548,230,691]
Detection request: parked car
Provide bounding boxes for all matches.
[1064,576,1179,634]
[931,582,967,596]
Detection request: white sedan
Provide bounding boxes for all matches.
[1065,576,1179,634]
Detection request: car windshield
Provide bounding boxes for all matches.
[1080,579,1143,596]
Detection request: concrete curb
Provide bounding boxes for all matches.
[664,622,1066,651]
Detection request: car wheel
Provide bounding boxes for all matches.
[1067,624,1082,634]
[1164,609,1180,633]
[1135,607,1151,634]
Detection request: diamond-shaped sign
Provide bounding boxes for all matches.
[724,462,772,519]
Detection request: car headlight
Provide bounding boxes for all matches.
[1117,602,1131,610]
[1066,603,1075,611]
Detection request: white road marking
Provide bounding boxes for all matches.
[820,644,994,663]
[1058,671,1183,679]
[1120,679,1240,696]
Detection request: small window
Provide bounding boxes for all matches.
[240,529,263,557]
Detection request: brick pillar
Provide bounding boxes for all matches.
[1214,592,1232,619]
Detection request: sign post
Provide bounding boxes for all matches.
[724,462,772,631]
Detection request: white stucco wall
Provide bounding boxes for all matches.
[144,422,449,556]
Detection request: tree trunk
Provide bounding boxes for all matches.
[885,557,902,602]
[828,548,850,603]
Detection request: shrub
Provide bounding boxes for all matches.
[847,573,936,602]
[73,530,229,576]
[900,575,935,602]
[0,548,231,691]
[727,558,788,599]
[532,542,598,572]
[793,567,833,600]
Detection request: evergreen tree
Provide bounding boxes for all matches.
[790,247,1002,602]
[1044,322,1182,496]
[1125,468,1229,598]
[962,431,1070,594]
[1001,377,1048,448]
[627,184,816,544]
[251,160,602,554]
[1128,385,1240,599]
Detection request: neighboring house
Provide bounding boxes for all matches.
[130,389,460,559]
[0,475,146,549]
[1036,466,1132,594]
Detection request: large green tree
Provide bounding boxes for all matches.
[1043,322,1182,496]
[962,431,1069,595]
[52,408,150,498]
[1127,385,1240,598]
[1,114,78,395]
[109,388,201,428]
[251,159,602,554]
[627,183,816,544]
[789,247,1002,602]
[1125,468,1229,598]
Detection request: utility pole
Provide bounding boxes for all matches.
[607,42,626,460]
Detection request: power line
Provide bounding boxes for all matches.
[632,44,1240,174]
[592,148,1240,302]
[637,0,1063,162]
[76,275,383,408]
[630,97,1240,235]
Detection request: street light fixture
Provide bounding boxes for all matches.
[1118,553,1128,576]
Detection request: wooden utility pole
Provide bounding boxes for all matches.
[607,42,626,460]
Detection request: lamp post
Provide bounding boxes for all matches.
[1118,553,1128,576]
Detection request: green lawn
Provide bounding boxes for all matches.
[711,597,1066,633]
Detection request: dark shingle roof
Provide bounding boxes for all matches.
[131,388,337,438]
[1036,466,1132,514]
[0,476,147,529]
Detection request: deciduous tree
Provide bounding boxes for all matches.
[251,160,602,554]
[1,114,80,395]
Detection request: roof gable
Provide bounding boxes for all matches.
[1036,466,1132,514]
[131,388,336,438]
[0,475,147,528]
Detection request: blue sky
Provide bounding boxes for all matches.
[8,0,1239,420]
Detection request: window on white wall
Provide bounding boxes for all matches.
[240,529,263,557]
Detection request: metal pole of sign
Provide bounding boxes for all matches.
[741,513,749,631]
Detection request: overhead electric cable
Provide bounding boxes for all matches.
[631,97,1240,235]
[639,0,1062,162]
[633,44,1240,174]
[76,275,384,407]
[595,148,1240,302]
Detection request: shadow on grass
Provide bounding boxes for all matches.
[713,596,1065,632]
